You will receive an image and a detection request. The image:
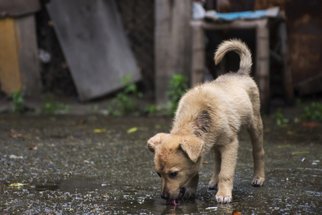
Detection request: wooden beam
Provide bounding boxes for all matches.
[0,0,40,17]
[199,19,266,30]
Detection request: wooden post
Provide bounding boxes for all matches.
[0,18,22,93]
[0,15,41,96]
[256,19,270,112]
[155,0,192,105]
[191,21,205,86]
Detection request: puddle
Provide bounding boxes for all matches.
[31,177,109,193]
[58,177,108,193]
[34,184,59,191]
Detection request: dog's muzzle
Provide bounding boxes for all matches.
[164,187,187,206]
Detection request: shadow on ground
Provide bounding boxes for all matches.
[0,115,321,214]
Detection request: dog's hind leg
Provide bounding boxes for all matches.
[248,115,265,186]
[208,147,221,190]
[248,89,265,186]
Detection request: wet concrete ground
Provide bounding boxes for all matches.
[0,115,321,214]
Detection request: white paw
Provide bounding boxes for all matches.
[215,195,232,203]
[252,176,265,187]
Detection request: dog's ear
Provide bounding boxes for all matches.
[147,133,168,153]
[179,137,203,163]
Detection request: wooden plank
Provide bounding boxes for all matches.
[155,0,192,105]
[0,0,40,17]
[200,19,264,30]
[0,18,22,94]
[47,0,141,101]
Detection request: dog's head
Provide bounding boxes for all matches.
[147,133,203,204]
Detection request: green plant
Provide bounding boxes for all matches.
[42,101,69,114]
[108,75,141,116]
[166,73,188,114]
[121,75,141,96]
[11,91,25,113]
[144,104,158,115]
[303,102,322,121]
[274,109,289,127]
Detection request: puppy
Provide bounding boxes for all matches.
[147,39,265,204]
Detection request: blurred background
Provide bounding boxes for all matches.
[0,0,321,118]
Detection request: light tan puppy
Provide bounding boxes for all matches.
[147,39,265,204]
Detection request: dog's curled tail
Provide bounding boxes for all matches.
[214,39,252,75]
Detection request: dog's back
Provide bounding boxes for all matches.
[175,39,260,132]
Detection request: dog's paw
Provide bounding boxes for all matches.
[215,194,232,203]
[251,176,265,187]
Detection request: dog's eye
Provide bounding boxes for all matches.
[169,171,178,178]
[156,172,161,177]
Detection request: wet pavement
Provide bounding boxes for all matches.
[0,115,321,214]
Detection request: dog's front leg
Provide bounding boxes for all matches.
[208,147,221,190]
[216,137,238,203]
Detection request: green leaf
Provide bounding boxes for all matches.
[127,127,138,134]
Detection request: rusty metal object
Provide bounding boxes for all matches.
[286,0,322,89]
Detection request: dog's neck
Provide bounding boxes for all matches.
[170,120,196,137]
[171,112,211,140]
[171,112,218,158]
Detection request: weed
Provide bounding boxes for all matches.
[144,104,158,115]
[303,102,322,121]
[11,91,25,113]
[42,101,69,114]
[274,109,289,127]
[166,73,188,114]
[108,75,141,116]
[121,75,141,96]
[108,74,187,116]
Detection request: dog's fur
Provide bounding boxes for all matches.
[147,39,265,204]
